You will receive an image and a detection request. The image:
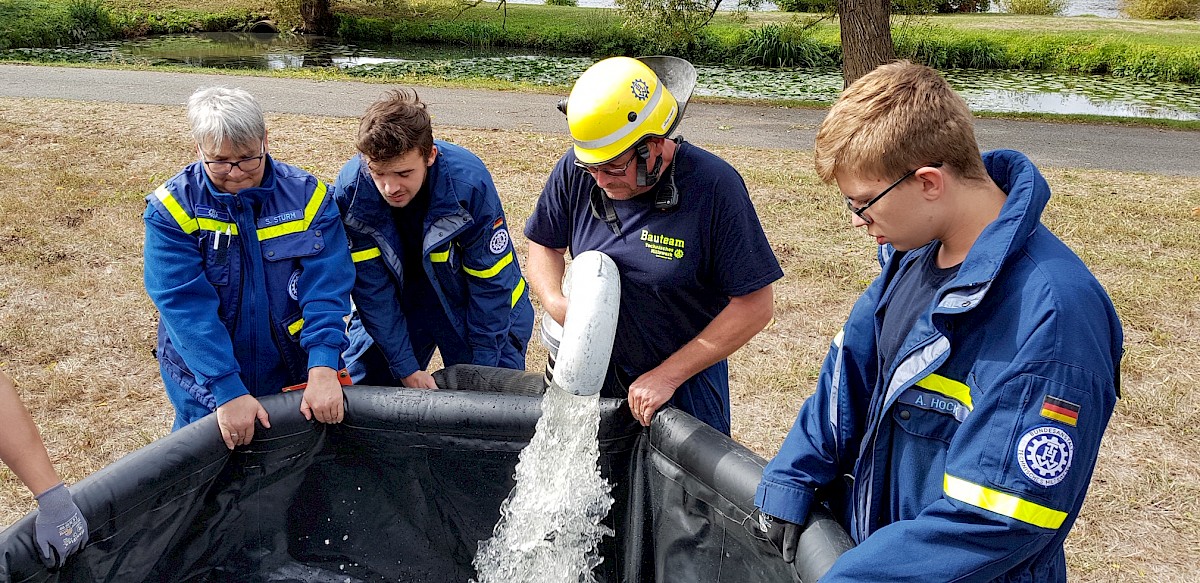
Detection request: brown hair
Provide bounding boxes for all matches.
[356,89,434,162]
[814,61,988,184]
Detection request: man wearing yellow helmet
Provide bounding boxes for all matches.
[524,56,783,434]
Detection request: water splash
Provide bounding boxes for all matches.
[471,385,614,583]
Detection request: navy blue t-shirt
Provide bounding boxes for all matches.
[525,142,783,377]
[877,242,961,375]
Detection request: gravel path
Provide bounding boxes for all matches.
[2,63,1197,176]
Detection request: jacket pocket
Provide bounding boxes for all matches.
[261,229,325,262]
[988,375,1094,502]
[200,231,231,285]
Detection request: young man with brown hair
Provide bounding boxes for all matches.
[335,89,533,387]
[756,61,1123,581]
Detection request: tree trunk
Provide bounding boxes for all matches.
[299,0,336,35]
[837,0,896,88]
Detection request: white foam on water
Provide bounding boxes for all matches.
[471,385,614,583]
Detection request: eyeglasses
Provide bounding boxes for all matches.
[199,141,266,176]
[574,153,635,177]
[845,162,943,224]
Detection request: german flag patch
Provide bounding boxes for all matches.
[1040,395,1080,427]
[493,216,505,230]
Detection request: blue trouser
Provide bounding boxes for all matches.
[604,360,731,435]
[344,316,528,387]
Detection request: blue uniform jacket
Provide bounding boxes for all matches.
[334,141,533,380]
[756,150,1123,582]
[144,158,354,429]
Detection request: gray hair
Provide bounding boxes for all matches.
[186,86,266,151]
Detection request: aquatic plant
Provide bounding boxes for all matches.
[1120,0,1200,18]
[998,0,1068,14]
[739,20,837,68]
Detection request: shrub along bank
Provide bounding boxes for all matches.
[4,0,1200,84]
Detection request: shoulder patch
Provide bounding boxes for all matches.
[288,269,302,301]
[489,228,510,255]
[1017,426,1074,487]
[1040,395,1080,427]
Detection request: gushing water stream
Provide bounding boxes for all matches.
[471,386,614,583]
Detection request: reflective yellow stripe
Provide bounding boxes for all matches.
[257,181,327,241]
[352,247,381,263]
[916,373,973,410]
[288,318,304,336]
[153,185,240,235]
[430,250,449,263]
[154,185,199,234]
[464,251,513,279]
[197,218,239,235]
[511,277,526,308]
[944,474,1067,529]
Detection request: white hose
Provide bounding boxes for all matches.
[541,251,621,397]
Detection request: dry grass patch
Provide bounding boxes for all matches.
[0,96,1198,582]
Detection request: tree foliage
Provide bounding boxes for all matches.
[614,0,723,53]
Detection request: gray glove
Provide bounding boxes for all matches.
[757,510,801,564]
[34,482,89,569]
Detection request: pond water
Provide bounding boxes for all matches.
[507,0,1122,17]
[24,32,1200,120]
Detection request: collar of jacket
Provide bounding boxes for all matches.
[879,149,1051,310]
[342,144,470,232]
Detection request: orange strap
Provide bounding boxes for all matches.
[281,368,353,392]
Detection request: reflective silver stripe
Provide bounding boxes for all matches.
[829,329,845,432]
[573,81,663,152]
[886,336,951,405]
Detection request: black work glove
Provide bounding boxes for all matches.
[757,510,801,564]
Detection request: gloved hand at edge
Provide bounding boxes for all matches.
[756,509,801,564]
[34,482,89,569]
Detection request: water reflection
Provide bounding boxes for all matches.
[27,33,1200,120]
[509,0,1121,17]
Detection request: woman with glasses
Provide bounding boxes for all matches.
[143,86,354,449]
[524,57,783,435]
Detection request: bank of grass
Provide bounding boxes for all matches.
[1,96,1199,581]
[4,1,1200,84]
[0,0,269,48]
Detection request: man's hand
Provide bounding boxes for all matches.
[627,367,683,427]
[216,394,270,449]
[542,293,568,327]
[401,370,438,389]
[757,511,801,563]
[34,482,88,569]
[300,366,345,424]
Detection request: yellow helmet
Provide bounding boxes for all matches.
[564,56,695,165]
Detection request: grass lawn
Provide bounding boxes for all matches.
[0,93,1196,581]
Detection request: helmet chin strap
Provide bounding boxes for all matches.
[589,137,683,235]
[638,137,682,211]
[634,141,663,188]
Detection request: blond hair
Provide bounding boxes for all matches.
[814,61,988,183]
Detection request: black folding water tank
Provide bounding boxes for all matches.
[0,369,851,582]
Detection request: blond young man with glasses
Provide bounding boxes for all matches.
[143,87,354,449]
[755,62,1123,582]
